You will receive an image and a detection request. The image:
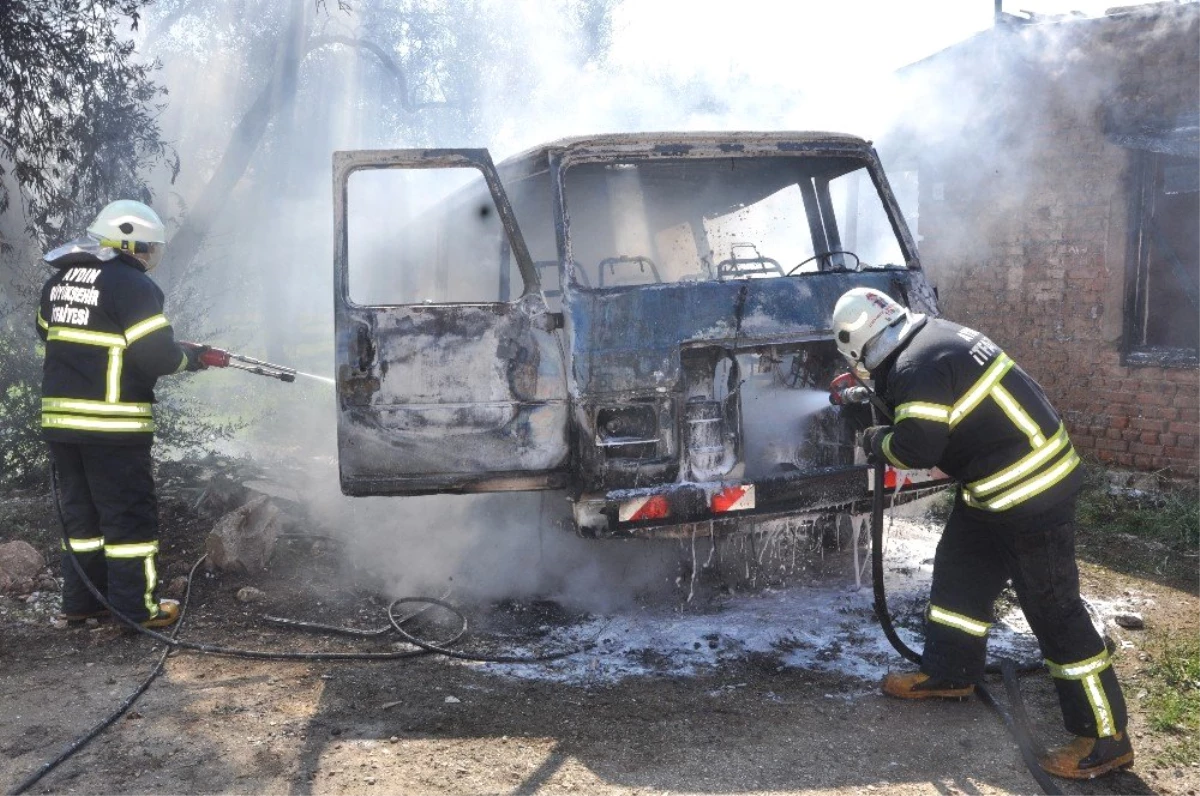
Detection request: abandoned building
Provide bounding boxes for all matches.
[890,1,1200,480]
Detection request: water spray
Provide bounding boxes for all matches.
[295,370,335,386]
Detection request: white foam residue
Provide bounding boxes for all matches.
[474,517,1063,685]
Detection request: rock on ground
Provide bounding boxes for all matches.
[0,540,45,596]
[205,495,282,573]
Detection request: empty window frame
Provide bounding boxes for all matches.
[1125,150,1200,367]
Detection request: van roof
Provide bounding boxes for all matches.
[498,131,874,176]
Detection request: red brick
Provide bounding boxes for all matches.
[1168,421,1199,435]
[1133,454,1153,468]
[1137,392,1167,407]
[1110,416,1130,430]
[1096,438,1128,452]
[1139,432,1159,445]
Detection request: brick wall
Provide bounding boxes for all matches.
[904,5,1199,479]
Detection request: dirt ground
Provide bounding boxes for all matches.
[1,474,1197,796]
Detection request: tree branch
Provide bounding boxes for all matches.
[306,34,457,112]
[162,17,456,278]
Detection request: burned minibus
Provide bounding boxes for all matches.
[333,132,946,539]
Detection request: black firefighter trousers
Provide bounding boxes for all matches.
[49,441,161,623]
[920,494,1128,739]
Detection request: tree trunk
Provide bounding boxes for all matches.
[0,153,43,309]
[160,0,310,281]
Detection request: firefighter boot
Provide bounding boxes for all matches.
[881,671,975,700]
[1039,732,1134,780]
[140,599,181,629]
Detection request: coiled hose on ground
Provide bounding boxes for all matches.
[13,463,1065,795]
[7,467,598,794]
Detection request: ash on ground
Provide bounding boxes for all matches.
[463,517,1115,686]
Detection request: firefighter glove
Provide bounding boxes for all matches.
[861,425,891,465]
[180,342,210,372]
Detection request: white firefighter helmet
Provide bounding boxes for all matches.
[831,288,925,371]
[87,200,166,270]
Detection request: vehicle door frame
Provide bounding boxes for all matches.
[332,148,571,496]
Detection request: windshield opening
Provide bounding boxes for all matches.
[562,156,907,288]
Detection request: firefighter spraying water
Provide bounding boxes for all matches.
[40,200,204,631]
[39,200,329,635]
[827,286,1134,782]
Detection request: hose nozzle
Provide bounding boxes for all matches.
[829,372,870,406]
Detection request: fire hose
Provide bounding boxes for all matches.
[7,467,596,795]
[14,370,1060,793]
[869,461,1060,795]
[7,554,202,796]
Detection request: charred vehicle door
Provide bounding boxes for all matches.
[334,150,568,495]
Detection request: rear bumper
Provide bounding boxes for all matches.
[573,466,951,538]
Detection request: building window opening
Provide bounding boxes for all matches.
[1127,151,1199,366]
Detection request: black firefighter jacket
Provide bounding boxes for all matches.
[870,317,1083,520]
[37,241,189,445]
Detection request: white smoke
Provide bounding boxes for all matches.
[138,0,1172,609]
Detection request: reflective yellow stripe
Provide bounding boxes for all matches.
[895,402,951,423]
[1084,673,1117,737]
[991,384,1046,447]
[980,451,1080,511]
[42,398,151,417]
[37,311,48,330]
[42,414,155,433]
[104,541,159,558]
[1047,649,1112,680]
[949,354,1013,428]
[1048,651,1117,736]
[968,424,1069,498]
[61,537,104,552]
[929,605,991,637]
[881,433,910,469]
[125,314,169,343]
[106,347,123,403]
[174,352,189,374]
[47,327,126,348]
[143,555,158,616]
[45,324,128,403]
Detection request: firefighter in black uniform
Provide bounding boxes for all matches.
[830,287,1133,780]
[38,200,209,630]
